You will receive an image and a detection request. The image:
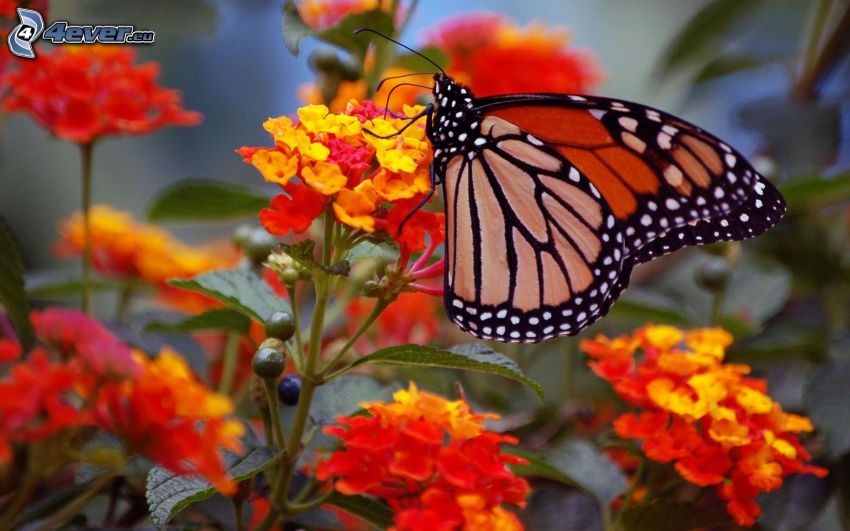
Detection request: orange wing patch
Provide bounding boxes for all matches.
[489,106,613,146]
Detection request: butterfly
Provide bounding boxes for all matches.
[357,30,786,343]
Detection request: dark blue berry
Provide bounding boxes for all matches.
[277,374,301,406]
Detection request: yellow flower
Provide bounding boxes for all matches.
[685,327,733,360]
[263,115,329,161]
[301,161,348,195]
[297,104,362,139]
[708,407,750,446]
[251,149,299,185]
[332,180,379,232]
[372,168,432,201]
[642,325,684,350]
[734,386,774,415]
[647,372,726,420]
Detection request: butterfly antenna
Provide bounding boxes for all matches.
[397,166,438,234]
[354,27,446,75]
[376,71,437,92]
[383,82,433,119]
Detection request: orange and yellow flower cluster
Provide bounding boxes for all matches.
[297,0,395,29]
[56,205,238,309]
[0,308,243,493]
[425,12,603,97]
[2,46,200,144]
[238,101,440,247]
[581,325,827,526]
[316,383,529,530]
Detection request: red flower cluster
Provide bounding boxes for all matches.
[316,384,529,530]
[424,12,604,97]
[0,308,243,494]
[581,325,827,526]
[2,46,201,144]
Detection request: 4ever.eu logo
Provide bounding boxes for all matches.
[7,8,155,59]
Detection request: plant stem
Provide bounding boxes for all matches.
[233,498,246,531]
[263,379,287,452]
[218,333,242,395]
[321,297,390,380]
[0,445,41,531]
[792,0,850,101]
[80,142,94,315]
[287,283,304,372]
[115,282,135,320]
[36,474,113,531]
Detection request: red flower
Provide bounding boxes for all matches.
[2,46,201,144]
[317,384,528,530]
[260,182,328,235]
[425,12,603,98]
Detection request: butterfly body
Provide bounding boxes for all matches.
[426,73,785,343]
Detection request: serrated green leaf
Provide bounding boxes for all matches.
[780,171,850,214]
[0,218,34,350]
[281,0,314,56]
[168,269,289,323]
[349,343,544,402]
[146,447,275,528]
[145,308,251,335]
[327,493,393,529]
[393,48,448,73]
[692,54,765,84]
[805,358,850,457]
[659,0,764,75]
[147,179,269,222]
[620,501,730,530]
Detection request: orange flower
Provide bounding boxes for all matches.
[316,383,529,530]
[239,101,434,240]
[95,348,244,494]
[425,12,603,97]
[2,46,200,144]
[582,325,827,527]
[55,205,238,310]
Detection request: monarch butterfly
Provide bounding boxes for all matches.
[357,29,786,344]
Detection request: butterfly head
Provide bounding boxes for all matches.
[429,74,481,160]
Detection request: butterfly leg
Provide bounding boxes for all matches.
[364,103,434,139]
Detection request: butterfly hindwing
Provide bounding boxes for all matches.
[441,115,629,343]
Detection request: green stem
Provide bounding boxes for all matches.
[115,283,135,320]
[218,333,242,395]
[80,142,94,315]
[793,0,850,101]
[287,283,304,373]
[0,445,41,531]
[36,474,113,531]
[263,379,288,452]
[321,297,391,380]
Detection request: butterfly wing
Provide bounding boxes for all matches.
[438,93,784,343]
[476,94,786,264]
[441,114,631,342]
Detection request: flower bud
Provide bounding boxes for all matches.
[277,374,302,406]
[232,224,254,249]
[265,311,296,341]
[363,279,381,297]
[281,267,301,285]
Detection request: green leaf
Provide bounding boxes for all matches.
[281,0,314,56]
[347,241,399,263]
[168,269,289,323]
[146,446,275,528]
[145,308,251,335]
[692,54,765,84]
[0,218,34,350]
[620,501,730,530]
[311,375,394,424]
[327,493,394,529]
[659,0,764,74]
[805,358,850,457]
[780,171,850,214]
[349,343,544,402]
[508,449,584,490]
[393,48,449,73]
[147,179,269,222]
[544,439,628,508]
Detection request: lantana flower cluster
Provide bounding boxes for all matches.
[56,205,238,309]
[238,102,442,252]
[0,308,243,493]
[316,383,529,530]
[425,12,604,97]
[581,325,827,526]
[2,46,201,144]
